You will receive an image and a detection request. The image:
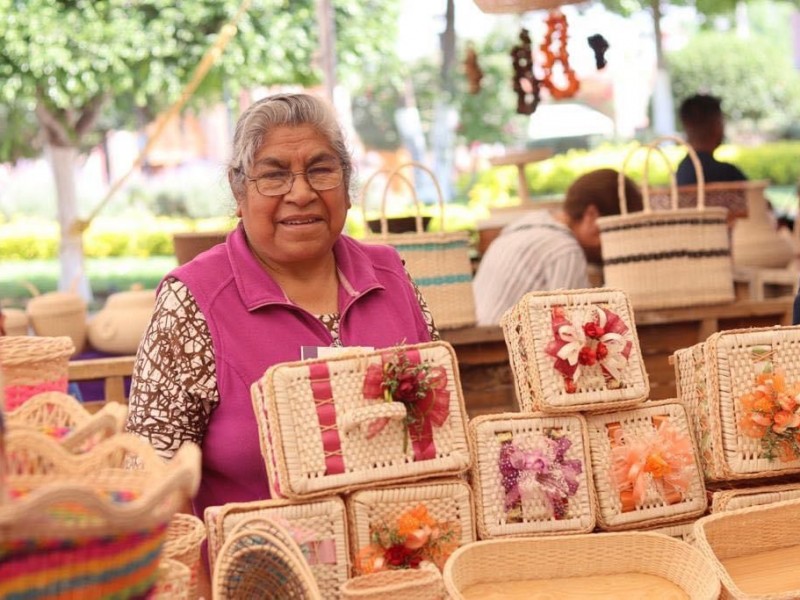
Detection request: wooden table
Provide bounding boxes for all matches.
[440,298,795,418]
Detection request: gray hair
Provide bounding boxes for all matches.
[227,93,353,200]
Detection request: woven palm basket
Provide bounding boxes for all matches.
[0,335,75,411]
[711,481,800,513]
[599,136,734,310]
[469,412,596,538]
[212,519,322,600]
[694,497,800,599]
[251,341,471,499]
[340,564,446,600]
[346,479,475,575]
[361,161,476,330]
[162,513,206,600]
[586,400,708,530]
[500,287,649,413]
[443,533,720,599]
[673,325,800,482]
[7,390,127,452]
[0,431,200,600]
[206,496,349,599]
[152,558,191,600]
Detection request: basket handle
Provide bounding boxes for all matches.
[358,168,418,236]
[618,142,677,214]
[381,161,446,236]
[340,402,408,435]
[646,135,706,210]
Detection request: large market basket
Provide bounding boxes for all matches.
[500,287,649,413]
[362,161,476,330]
[0,335,75,411]
[0,430,201,600]
[673,325,800,482]
[468,412,596,538]
[598,136,734,310]
[205,496,349,599]
[6,390,127,452]
[694,497,800,599]
[442,532,720,599]
[251,341,471,499]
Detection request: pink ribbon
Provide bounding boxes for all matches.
[362,348,450,462]
[272,517,337,565]
[309,362,344,475]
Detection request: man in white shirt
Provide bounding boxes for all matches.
[472,169,643,325]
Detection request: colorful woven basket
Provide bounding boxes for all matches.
[362,161,476,330]
[443,533,720,599]
[694,497,800,599]
[251,341,471,499]
[346,479,475,575]
[0,431,200,600]
[7,391,127,452]
[0,336,75,411]
[206,496,349,599]
[586,400,707,530]
[674,325,800,482]
[212,518,322,600]
[469,412,596,538]
[598,136,735,310]
[340,564,446,600]
[500,288,649,413]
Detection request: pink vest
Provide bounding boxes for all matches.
[170,224,431,516]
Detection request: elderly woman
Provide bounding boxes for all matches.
[126,93,438,518]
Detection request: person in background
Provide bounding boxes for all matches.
[676,94,747,185]
[126,93,438,521]
[472,168,643,325]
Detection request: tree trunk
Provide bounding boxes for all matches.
[650,0,675,135]
[47,144,93,301]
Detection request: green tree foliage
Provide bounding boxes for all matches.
[668,30,800,133]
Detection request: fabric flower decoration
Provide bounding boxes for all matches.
[739,370,800,462]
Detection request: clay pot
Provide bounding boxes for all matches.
[88,289,156,355]
[26,292,87,355]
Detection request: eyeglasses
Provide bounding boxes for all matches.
[247,163,343,196]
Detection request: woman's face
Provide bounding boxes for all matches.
[236,124,350,270]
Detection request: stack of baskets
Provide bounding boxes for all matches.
[206,340,474,598]
[441,287,717,598]
[672,324,800,597]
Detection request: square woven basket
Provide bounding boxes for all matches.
[205,496,349,599]
[346,479,475,575]
[694,497,800,599]
[586,400,708,530]
[251,341,471,499]
[468,412,596,538]
[500,288,649,413]
[674,325,800,482]
[442,533,720,600]
[711,481,800,513]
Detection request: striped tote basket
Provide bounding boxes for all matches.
[361,162,476,330]
[598,136,735,310]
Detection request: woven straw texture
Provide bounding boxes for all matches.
[341,565,446,600]
[152,558,191,600]
[586,401,708,530]
[711,482,800,513]
[0,335,75,411]
[599,136,734,310]
[642,518,698,544]
[473,0,584,12]
[210,496,349,599]
[443,532,720,599]
[213,518,322,600]
[252,341,471,499]
[163,513,206,600]
[500,288,649,412]
[694,497,800,599]
[346,479,475,573]
[0,431,200,600]
[469,412,596,538]
[7,391,127,452]
[674,325,800,481]
[361,162,476,330]
[649,179,770,219]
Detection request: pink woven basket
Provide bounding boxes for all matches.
[251,341,471,499]
[0,336,74,411]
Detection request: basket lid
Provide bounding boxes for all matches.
[26,292,86,317]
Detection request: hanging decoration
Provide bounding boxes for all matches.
[510,28,541,115]
[464,43,484,94]
[538,9,580,100]
[587,34,610,70]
